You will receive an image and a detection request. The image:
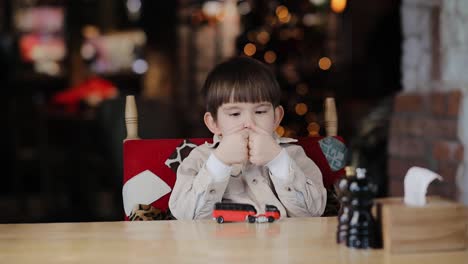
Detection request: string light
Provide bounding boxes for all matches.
[276,126,285,137]
[307,122,320,137]
[81,43,96,60]
[295,103,308,116]
[275,5,291,24]
[331,0,347,13]
[275,5,289,19]
[264,51,277,64]
[244,43,256,56]
[126,0,141,13]
[318,57,332,70]
[238,1,251,15]
[82,25,100,39]
[257,31,270,45]
[132,59,148,74]
[310,0,326,5]
[279,13,291,24]
[202,1,223,17]
[303,14,322,27]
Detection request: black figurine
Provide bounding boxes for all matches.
[346,168,377,249]
[336,166,355,244]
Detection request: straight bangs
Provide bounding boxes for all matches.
[203,56,281,116]
[214,76,278,106]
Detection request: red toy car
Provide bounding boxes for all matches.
[212,202,281,223]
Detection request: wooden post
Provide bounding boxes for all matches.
[324,97,338,137]
[125,95,139,140]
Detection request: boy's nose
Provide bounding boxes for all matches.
[243,114,255,128]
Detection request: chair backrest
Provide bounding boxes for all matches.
[122,96,346,220]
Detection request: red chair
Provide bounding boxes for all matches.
[122,96,346,220]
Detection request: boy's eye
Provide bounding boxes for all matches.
[229,112,240,117]
[255,110,267,114]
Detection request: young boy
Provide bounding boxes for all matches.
[169,56,326,220]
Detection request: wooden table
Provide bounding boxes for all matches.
[0,217,466,264]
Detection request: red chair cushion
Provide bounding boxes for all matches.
[123,138,211,215]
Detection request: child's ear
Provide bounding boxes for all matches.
[274,106,284,128]
[204,112,221,135]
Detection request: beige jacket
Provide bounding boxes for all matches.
[168,135,327,220]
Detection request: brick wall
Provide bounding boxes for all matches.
[387,90,463,200]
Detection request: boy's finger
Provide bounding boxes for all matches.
[249,124,270,135]
[240,130,249,140]
[225,124,245,135]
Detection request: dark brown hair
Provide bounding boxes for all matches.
[202,56,281,119]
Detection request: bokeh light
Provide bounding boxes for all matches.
[331,0,347,13]
[276,126,285,137]
[264,50,277,64]
[318,57,332,70]
[243,43,256,56]
[257,31,270,45]
[307,122,320,136]
[295,103,308,116]
[275,5,289,19]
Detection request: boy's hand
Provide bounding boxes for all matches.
[248,125,282,166]
[214,124,249,165]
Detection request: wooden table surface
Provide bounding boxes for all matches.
[0,217,466,264]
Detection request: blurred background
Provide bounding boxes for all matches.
[0,0,404,223]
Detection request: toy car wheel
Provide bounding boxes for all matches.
[247,215,256,223]
[268,216,275,223]
[216,216,224,224]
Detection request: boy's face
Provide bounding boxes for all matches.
[204,101,284,136]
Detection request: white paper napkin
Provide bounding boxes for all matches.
[403,166,443,206]
[122,170,172,216]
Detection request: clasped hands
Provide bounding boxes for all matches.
[214,124,282,166]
